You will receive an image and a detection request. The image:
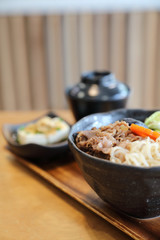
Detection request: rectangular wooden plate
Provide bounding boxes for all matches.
[14,152,160,240]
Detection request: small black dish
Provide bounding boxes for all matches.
[66,71,130,120]
[68,109,160,219]
[2,112,70,160]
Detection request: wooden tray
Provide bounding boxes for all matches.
[13,152,160,240]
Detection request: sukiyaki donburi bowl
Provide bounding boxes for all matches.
[68,109,160,219]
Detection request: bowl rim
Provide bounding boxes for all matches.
[2,111,70,149]
[66,83,130,102]
[68,108,160,171]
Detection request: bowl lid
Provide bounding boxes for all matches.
[68,71,130,101]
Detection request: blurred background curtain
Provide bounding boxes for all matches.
[0,12,159,110]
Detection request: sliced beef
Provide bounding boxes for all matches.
[75,121,145,160]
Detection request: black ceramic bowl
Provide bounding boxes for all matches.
[66,71,130,120]
[68,109,160,219]
[2,112,70,160]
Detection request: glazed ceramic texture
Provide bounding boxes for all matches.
[68,109,160,219]
[66,71,130,120]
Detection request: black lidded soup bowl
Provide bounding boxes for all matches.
[66,71,130,121]
[2,112,70,160]
[68,109,160,219]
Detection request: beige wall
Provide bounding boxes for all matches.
[0,12,159,110]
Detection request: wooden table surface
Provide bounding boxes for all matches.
[0,110,132,240]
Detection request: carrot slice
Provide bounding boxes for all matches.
[130,124,160,141]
